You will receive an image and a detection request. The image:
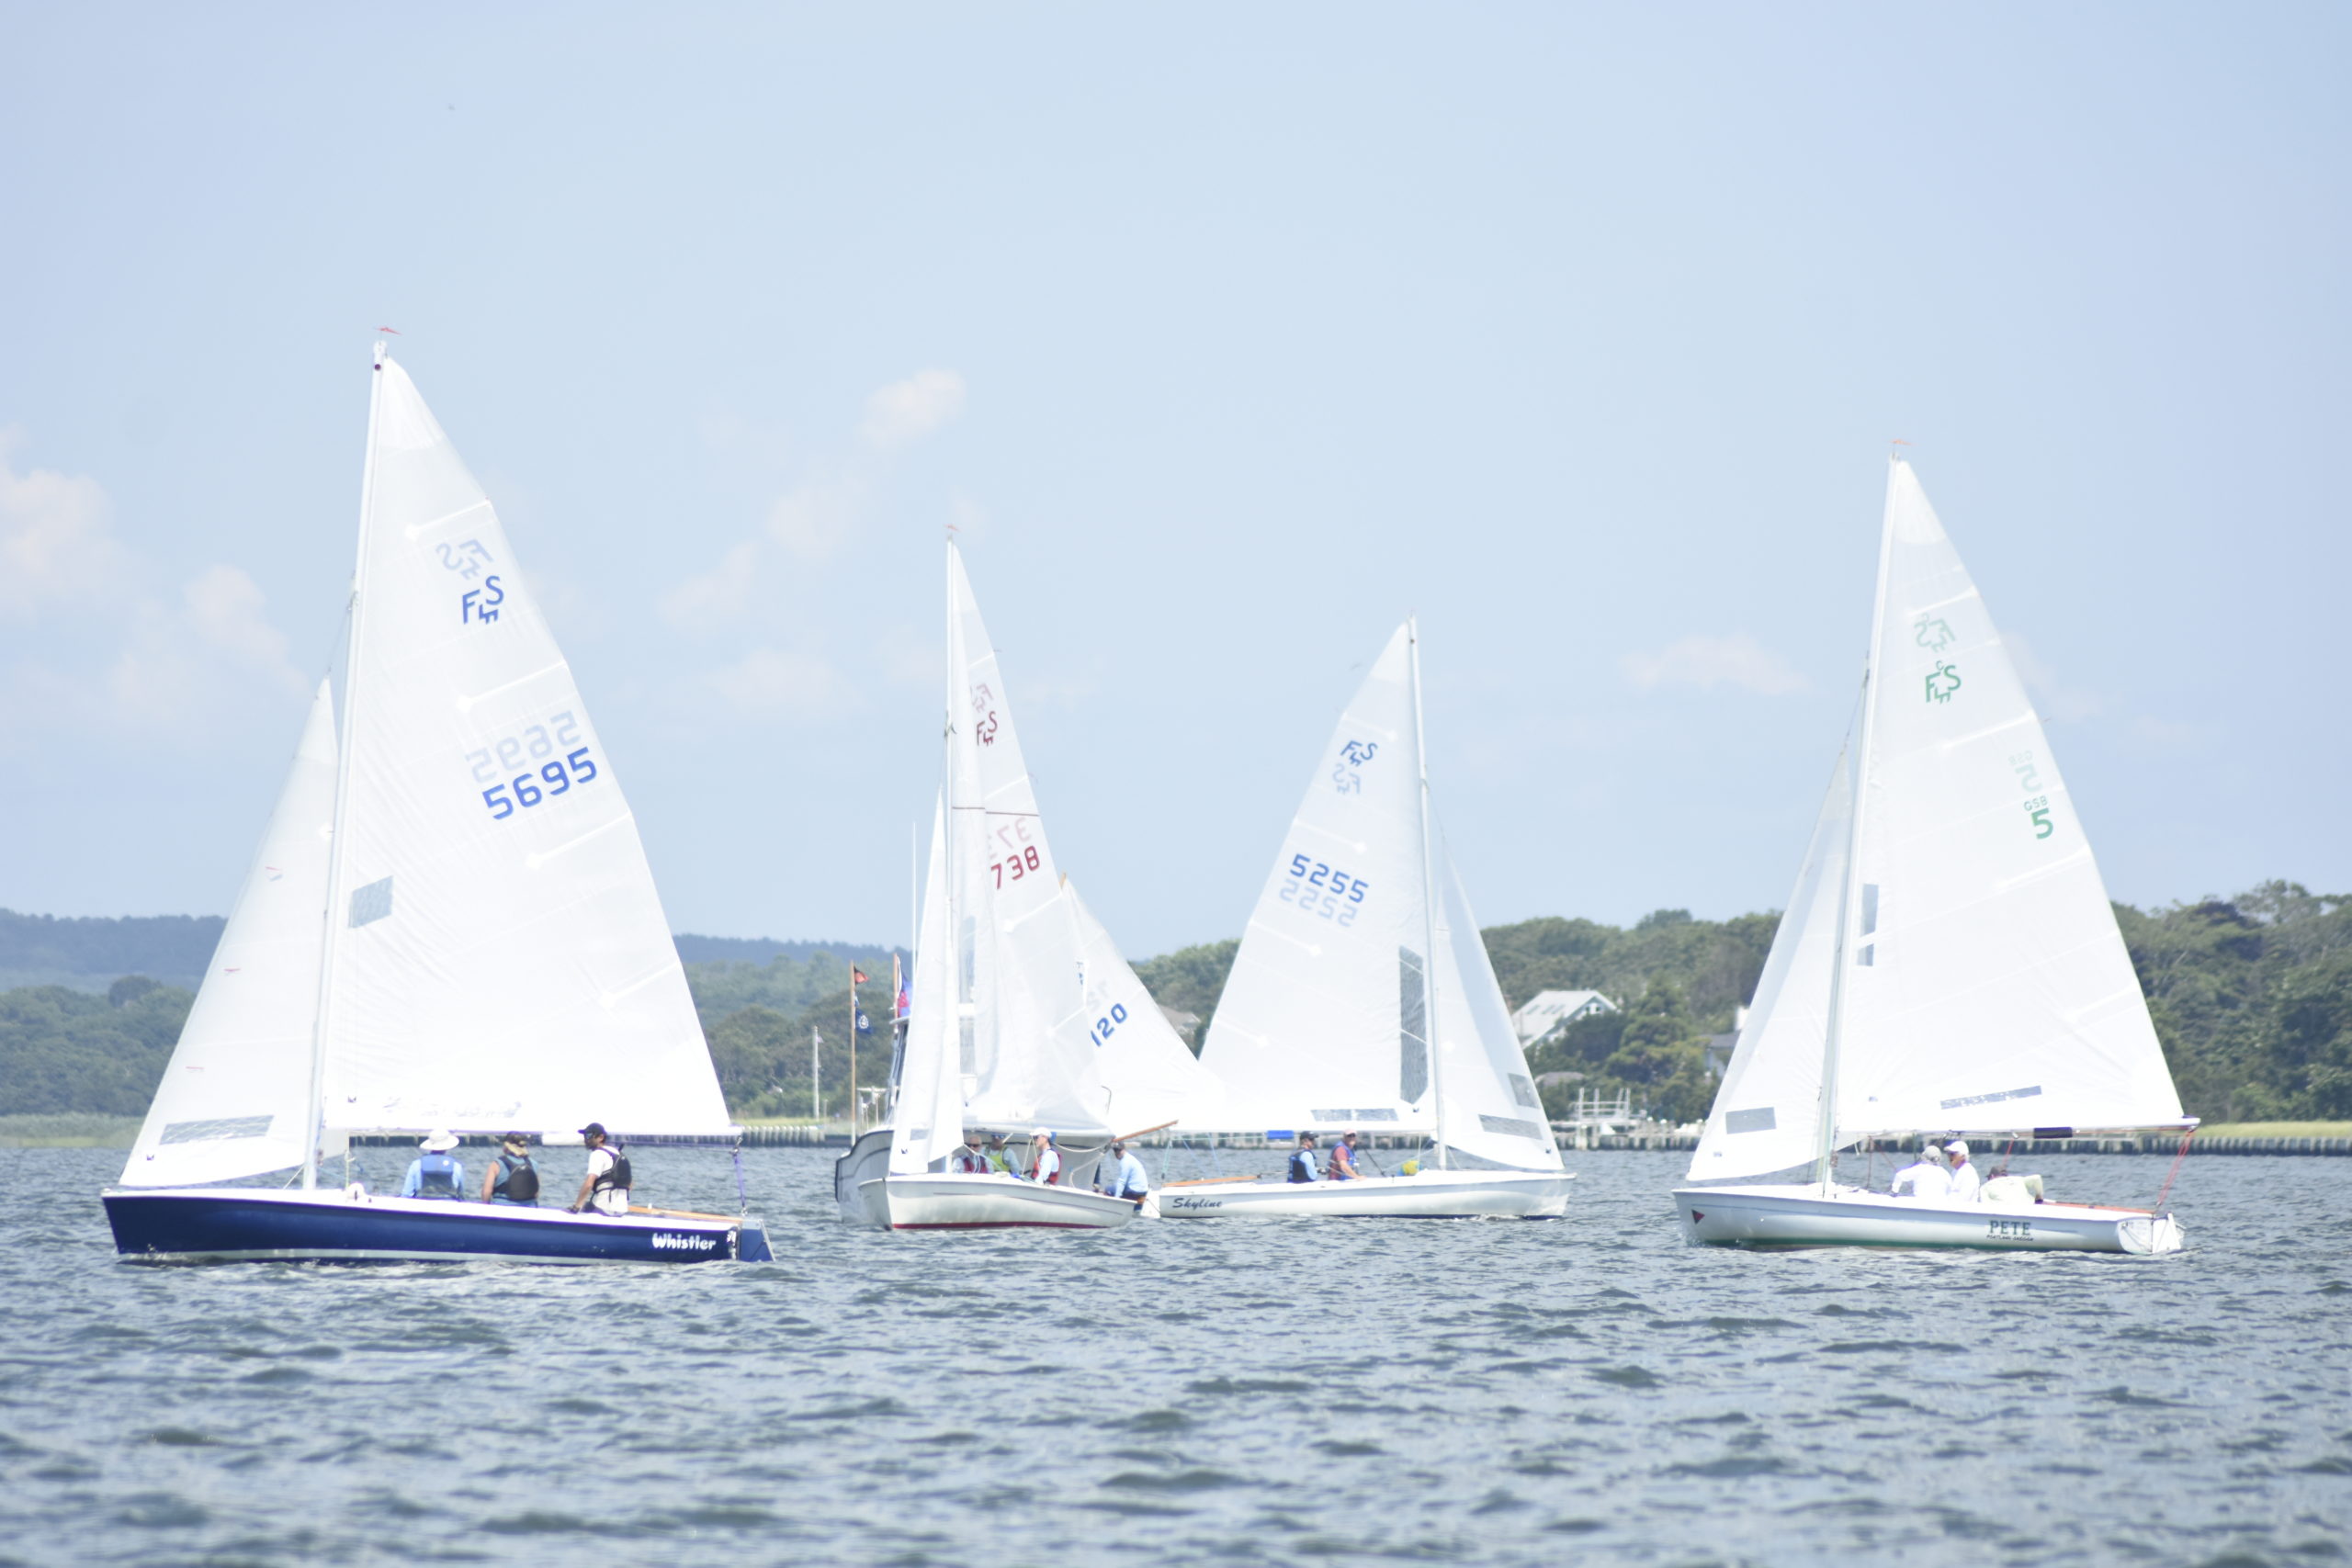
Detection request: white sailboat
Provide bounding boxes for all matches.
[834,543,1216,1230]
[1167,621,1575,1219]
[105,344,768,1265]
[1674,459,2191,1254]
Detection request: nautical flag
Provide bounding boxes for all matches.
[855,1010,872,1035]
[892,953,910,1020]
[853,967,870,986]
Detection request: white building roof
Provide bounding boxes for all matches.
[1510,988,1617,1044]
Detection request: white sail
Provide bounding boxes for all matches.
[120,682,339,1186]
[317,352,729,1136]
[1061,877,1222,1136]
[1685,743,1851,1179]
[889,795,963,1174]
[1836,460,2183,1137]
[1430,846,1563,1170]
[945,544,1112,1134]
[1198,625,1431,1133]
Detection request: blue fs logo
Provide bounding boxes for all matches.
[1332,739,1378,795]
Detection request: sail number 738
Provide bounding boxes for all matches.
[1283,854,1367,926]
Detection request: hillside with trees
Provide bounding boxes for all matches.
[2,886,2344,1127]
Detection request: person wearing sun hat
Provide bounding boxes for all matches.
[1943,1139,1982,1202]
[401,1130,466,1200]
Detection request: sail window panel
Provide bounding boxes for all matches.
[160,1115,274,1144]
[1724,1107,1777,1135]
[1510,1073,1540,1110]
[348,876,394,928]
[1397,947,1429,1104]
[1478,1113,1544,1141]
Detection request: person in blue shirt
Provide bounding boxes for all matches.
[1325,1130,1363,1181]
[1097,1141,1149,1204]
[401,1130,465,1199]
[1287,1133,1321,1183]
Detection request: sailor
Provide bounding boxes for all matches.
[1326,1130,1363,1181]
[1287,1133,1321,1183]
[1890,1141,1950,1199]
[1024,1128,1062,1186]
[567,1122,631,1216]
[1097,1140,1149,1204]
[983,1134,1013,1174]
[951,1130,991,1175]
[401,1130,466,1199]
[1944,1139,1983,1202]
[481,1133,540,1205]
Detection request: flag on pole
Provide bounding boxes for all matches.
[853,968,870,986]
[892,953,910,1021]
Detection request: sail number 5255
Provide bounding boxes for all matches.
[1283,854,1367,926]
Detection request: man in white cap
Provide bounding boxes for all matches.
[1889,1140,1950,1200]
[1944,1139,1982,1202]
[401,1130,466,1200]
[1023,1129,1061,1185]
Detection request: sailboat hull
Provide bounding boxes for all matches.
[1671,1184,2184,1254]
[1157,1169,1574,1219]
[854,1172,1139,1231]
[103,1187,772,1265]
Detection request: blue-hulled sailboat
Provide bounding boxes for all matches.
[103,342,769,1265]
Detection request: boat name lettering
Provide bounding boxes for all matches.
[1938,1084,2042,1111]
[650,1233,718,1251]
[1986,1218,2032,1240]
[436,537,495,580]
[1924,660,1962,705]
[1087,1002,1129,1048]
[469,712,601,821]
[460,574,505,626]
[1167,1196,1224,1212]
[1282,854,1367,926]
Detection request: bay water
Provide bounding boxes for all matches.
[3,1146,2346,1565]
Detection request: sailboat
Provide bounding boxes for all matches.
[1166,621,1575,1218]
[1673,459,2191,1253]
[104,344,770,1265]
[832,543,1216,1229]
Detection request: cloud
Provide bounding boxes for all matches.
[707,648,859,718]
[0,429,121,619]
[659,539,761,631]
[859,368,966,452]
[0,434,306,740]
[1622,634,1808,695]
[766,473,868,562]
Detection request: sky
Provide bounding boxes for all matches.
[2,4,2346,959]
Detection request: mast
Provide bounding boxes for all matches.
[944,540,967,1125]
[301,341,388,1190]
[1815,459,1900,1191]
[1408,616,1449,1170]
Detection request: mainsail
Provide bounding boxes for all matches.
[317,350,729,1137]
[1688,460,2184,1182]
[943,543,1114,1134]
[1198,622,1562,1173]
[119,682,339,1187]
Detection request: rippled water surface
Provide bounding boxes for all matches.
[4,1146,2347,1566]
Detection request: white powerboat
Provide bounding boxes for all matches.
[1673,459,2192,1254]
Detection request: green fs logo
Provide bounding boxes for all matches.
[1914,615,1956,652]
[1924,661,1962,705]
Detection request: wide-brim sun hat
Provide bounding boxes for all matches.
[421,1129,459,1153]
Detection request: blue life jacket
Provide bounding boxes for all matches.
[415,1152,463,1199]
[1288,1149,1317,1183]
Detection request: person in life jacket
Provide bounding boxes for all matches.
[983,1134,1012,1174]
[1024,1128,1061,1185]
[1287,1133,1321,1184]
[401,1130,466,1200]
[481,1132,540,1205]
[950,1130,991,1175]
[1325,1130,1363,1181]
[567,1122,631,1215]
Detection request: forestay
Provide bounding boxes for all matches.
[945,545,1113,1135]
[318,352,730,1137]
[1685,746,1850,1180]
[1199,625,1430,1132]
[120,683,340,1187]
[1837,461,2180,1137]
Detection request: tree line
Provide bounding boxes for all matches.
[3,885,2344,1126]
